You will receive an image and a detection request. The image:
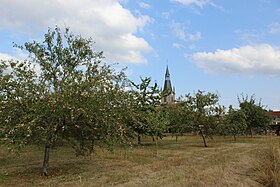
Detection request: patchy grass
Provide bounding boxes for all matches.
[0,135,279,186]
[253,144,280,187]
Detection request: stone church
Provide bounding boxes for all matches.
[161,66,175,104]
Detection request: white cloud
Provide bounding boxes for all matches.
[192,44,280,76]
[189,44,196,50]
[172,43,185,49]
[0,0,152,64]
[171,0,208,7]
[138,2,151,9]
[171,0,225,12]
[188,32,201,41]
[162,12,171,19]
[171,22,201,41]
[268,22,280,34]
[171,22,187,40]
[234,29,264,44]
[208,2,226,12]
[0,48,31,62]
[0,51,42,75]
[0,53,14,61]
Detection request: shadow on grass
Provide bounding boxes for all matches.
[137,141,216,150]
[9,160,88,178]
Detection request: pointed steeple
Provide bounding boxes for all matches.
[165,65,170,77]
[163,65,172,91]
[162,65,175,104]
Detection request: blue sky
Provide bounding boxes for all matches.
[1,0,280,110]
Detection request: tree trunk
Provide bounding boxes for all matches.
[199,129,207,147]
[137,134,141,145]
[234,134,237,142]
[276,128,280,136]
[175,134,178,143]
[154,139,158,157]
[250,127,253,138]
[43,144,51,176]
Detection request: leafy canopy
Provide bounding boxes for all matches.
[0,27,130,155]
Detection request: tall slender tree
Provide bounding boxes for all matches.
[128,77,164,144]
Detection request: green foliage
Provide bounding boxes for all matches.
[179,90,224,146]
[128,77,165,144]
[238,94,271,136]
[146,109,169,139]
[166,103,193,139]
[130,77,162,109]
[0,60,39,149]
[223,105,247,141]
[0,27,130,155]
[183,90,224,133]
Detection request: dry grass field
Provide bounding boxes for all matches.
[0,135,279,187]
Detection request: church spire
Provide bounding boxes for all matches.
[163,65,172,91]
[162,65,175,104]
[165,65,170,77]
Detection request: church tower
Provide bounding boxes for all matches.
[162,66,175,104]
